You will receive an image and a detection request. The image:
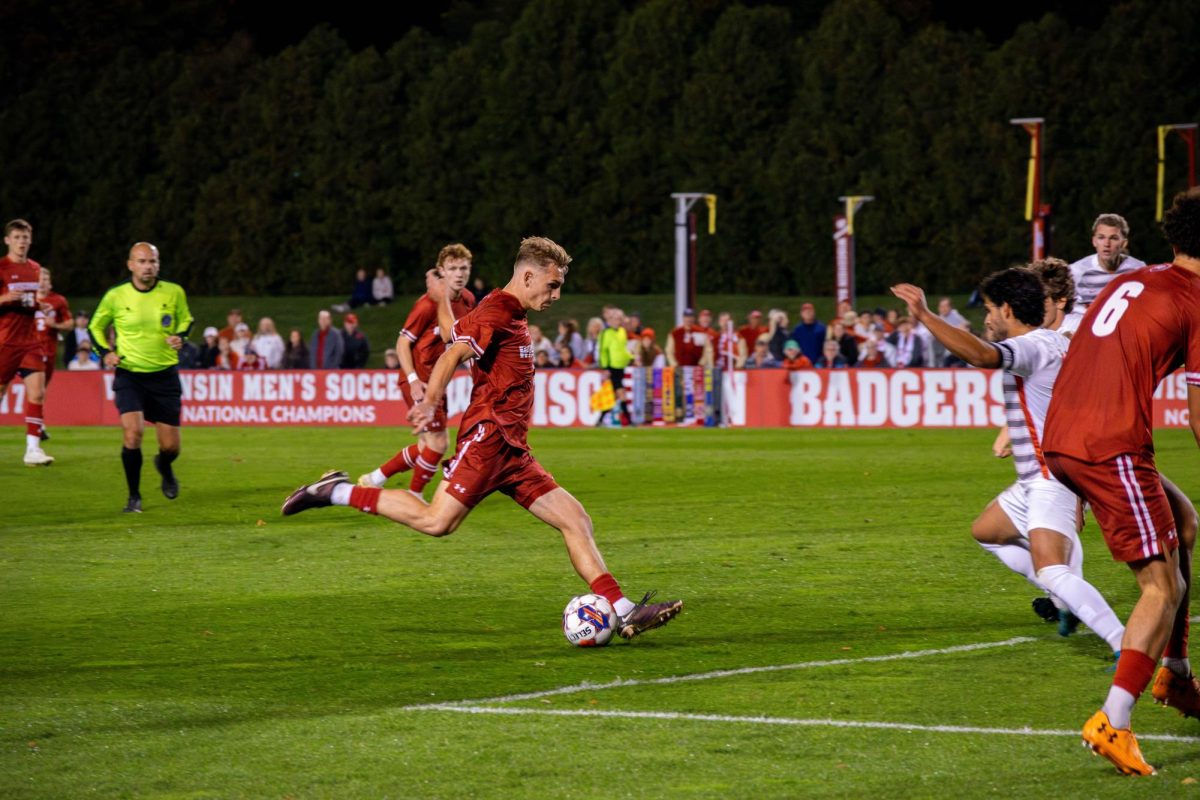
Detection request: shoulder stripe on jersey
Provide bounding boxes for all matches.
[453,333,485,357]
[993,341,1014,371]
[399,328,418,342]
[1186,372,1200,385]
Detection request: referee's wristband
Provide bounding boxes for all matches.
[406,372,418,384]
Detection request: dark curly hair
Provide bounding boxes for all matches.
[1028,257,1075,315]
[1163,187,1200,259]
[979,267,1046,327]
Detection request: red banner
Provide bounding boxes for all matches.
[0,368,1189,429]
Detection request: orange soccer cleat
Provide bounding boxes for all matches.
[1081,710,1156,776]
[1150,666,1200,719]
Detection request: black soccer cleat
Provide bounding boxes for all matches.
[39,428,49,441]
[618,591,683,640]
[154,453,179,500]
[123,496,143,513]
[281,470,350,516]
[1032,596,1058,623]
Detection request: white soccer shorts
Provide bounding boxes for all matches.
[995,478,1080,541]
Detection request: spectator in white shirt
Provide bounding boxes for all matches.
[252,317,286,369]
[372,268,395,305]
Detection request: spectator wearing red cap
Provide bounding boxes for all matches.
[340,312,370,368]
[636,327,665,369]
[789,303,826,364]
[737,310,768,355]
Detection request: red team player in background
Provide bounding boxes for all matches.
[0,219,54,466]
[1044,187,1200,775]
[35,267,72,441]
[358,244,475,494]
[284,236,682,640]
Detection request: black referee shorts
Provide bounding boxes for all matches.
[112,366,183,426]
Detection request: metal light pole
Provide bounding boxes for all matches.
[671,193,716,325]
[1157,123,1198,220]
[834,195,874,307]
[1011,118,1050,259]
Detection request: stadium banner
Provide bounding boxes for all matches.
[0,368,1191,428]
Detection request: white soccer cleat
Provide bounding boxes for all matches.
[24,448,54,466]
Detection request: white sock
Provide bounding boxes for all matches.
[26,434,40,452]
[1036,564,1125,653]
[613,597,635,617]
[331,483,352,506]
[978,541,1039,587]
[1101,685,1137,729]
[1163,656,1192,678]
[369,468,386,486]
[1067,529,1084,577]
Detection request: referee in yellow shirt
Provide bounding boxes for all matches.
[89,242,193,513]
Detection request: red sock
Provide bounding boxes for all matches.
[348,486,382,514]
[1112,649,1157,697]
[381,444,420,478]
[410,447,443,493]
[589,572,626,606]
[25,401,43,438]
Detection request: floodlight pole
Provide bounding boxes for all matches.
[834,195,874,307]
[671,193,716,325]
[1010,118,1050,259]
[1157,123,1198,220]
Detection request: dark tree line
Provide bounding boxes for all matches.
[1,0,1197,296]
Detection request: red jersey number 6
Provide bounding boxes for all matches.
[1091,281,1145,337]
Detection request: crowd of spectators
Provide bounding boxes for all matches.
[529,296,975,373]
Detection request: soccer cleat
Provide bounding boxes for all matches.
[1150,666,1200,719]
[39,428,49,441]
[281,470,349,516]
[154,454,179,500]
[1104,651,1121,673]
[1081,710,1155,776]
[1032,596,1058,623]
[1058,609,1081,637]
[357,472,383,488]
[123,496,143,514]
[23,448,54,466]
[618,591,683,640]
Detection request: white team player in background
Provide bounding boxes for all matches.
[1060,213,1146,335]
[893,267,1125,658]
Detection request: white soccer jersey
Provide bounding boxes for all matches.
[992,327,1070,484]
[1058,254,1146,337]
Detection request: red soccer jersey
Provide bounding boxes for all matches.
[1044,263,1200,462]
[400,289,476,381]
[36,291,70,358]
[670,324,710,366]
[452,290,535,451]
[0,256,43,349]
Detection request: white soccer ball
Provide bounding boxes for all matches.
[562,594,616,647]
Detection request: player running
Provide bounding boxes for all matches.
[1042,189,1200,776]
[34,267,72,442]
[283,237,683,640]
[89,243,194,513]
[358,244,475,495]
[893,269,1124,657]
[0,219,55,465]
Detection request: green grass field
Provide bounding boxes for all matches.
[3,425,1199,798]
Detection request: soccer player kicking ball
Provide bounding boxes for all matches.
[358,244,475,496]
[891,269,1125,654]
[283,237,683,640]
[1042,188,1200,776]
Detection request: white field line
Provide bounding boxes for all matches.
[410,705,1200,744]
[403,636,1036,710]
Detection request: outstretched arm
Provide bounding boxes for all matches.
[408,341,474,433]
[890,283,999,369]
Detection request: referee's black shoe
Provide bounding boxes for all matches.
[123,496,143,513]
[154,454,179,500]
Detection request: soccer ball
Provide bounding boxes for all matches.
[562,594,616,647]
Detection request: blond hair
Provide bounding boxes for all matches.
[515,236,571,272]
[1092,213,1129,238]
[436,243,473,268]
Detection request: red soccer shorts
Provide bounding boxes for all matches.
[0,345,46,384]
[400,378,447,432]
[1046,451,1178,562]
[442,422,559,510]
